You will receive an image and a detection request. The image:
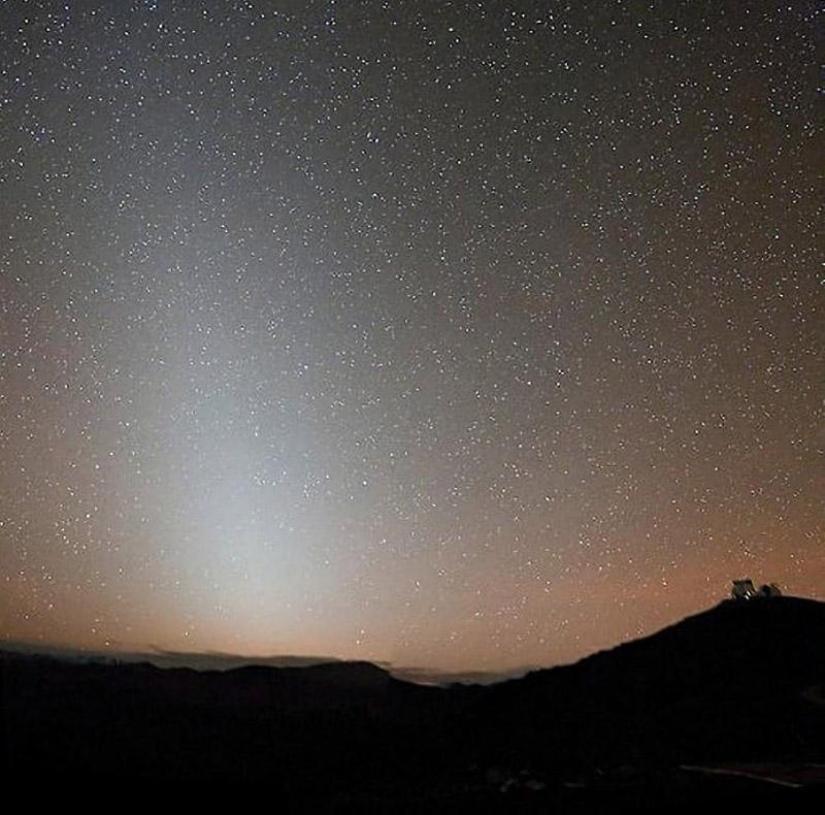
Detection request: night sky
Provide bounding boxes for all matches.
[1,1,822,676]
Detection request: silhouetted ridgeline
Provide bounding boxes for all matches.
[3,597,825,810]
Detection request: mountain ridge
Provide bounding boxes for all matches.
[4,595,824,808]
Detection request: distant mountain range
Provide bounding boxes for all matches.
[0,638,524,684]
[4,596,824,810]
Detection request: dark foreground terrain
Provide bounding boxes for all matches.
[4,597,825,810]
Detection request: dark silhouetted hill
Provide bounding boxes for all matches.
[475,596,825,771]
[4,596,825,810]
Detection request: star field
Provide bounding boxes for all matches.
[1,1,823,674]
